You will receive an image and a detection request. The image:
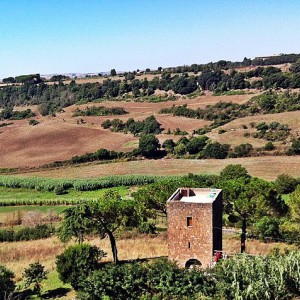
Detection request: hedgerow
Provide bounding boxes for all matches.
[0,224,54,242]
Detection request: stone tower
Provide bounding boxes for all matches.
[167,188,222,268]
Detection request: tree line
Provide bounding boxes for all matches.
[2,58,300,115]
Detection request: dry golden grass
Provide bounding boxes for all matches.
[17,156,300,181]
[0,234,167,281]
[1,233,295,282]
[208,110,300,147]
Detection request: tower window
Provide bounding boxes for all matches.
[188,242,191,249]
[187,216,192,227]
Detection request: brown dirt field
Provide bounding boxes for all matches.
[0,120,138,168]
[1,93,261,168]
[207,110,300,148]
[15,156,300,181]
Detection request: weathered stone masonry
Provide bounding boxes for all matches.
[167,188,222,268]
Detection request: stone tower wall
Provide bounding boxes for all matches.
[167,201,214,268]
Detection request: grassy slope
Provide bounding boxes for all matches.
[15,156,300,181]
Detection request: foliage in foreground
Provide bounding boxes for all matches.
[76,252,300,300]
[0,265,15,300]
[56,244,106,290]
[23,262,48,297]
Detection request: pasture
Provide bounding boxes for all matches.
[15,156,300,181]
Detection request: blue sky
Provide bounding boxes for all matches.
[0,0,299,77]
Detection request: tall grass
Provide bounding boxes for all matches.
[0,175,176,192]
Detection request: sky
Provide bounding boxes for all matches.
[0,0,300,78]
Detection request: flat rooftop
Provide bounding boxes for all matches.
[167,188,222,204]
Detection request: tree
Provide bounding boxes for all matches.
[110,69,117,76]
[56,244,106,290]
[288,185,300,222]
[58,191,140,264]
[162,139,175,153]
[274,174,299,194]
[0,265,15,299]
[220,164,250,181]
[138,134,161,158]
[291,138,300,154]
[232,143,253,157]
[23,262,47,297]
[2,77,16,84]
[220,177,286,252]
[203,142,230,159]
[186,136,208,154]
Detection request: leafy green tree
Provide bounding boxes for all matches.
[174,143,187,156]
[110,69,117,76]
[220,164,250,181]
[162,139,175,153]
[58,191,140,264]
[290,59,300,73]
[274,174,299,194]
[203,142,230,159]
[220,177,286,252]
[2,77,16,83]
[23,262,47,297]
[138,134,161,158]
[233,143,253,157]
[132,180,181,216]
[288,185,300,222]
[291,138,300,154]
[0,265,15,299]
[56,244,106,290]
[254,216,281,241]
[186,136,208,154]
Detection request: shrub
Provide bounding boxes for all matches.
[138,221,157,234]
[274,174,299,194]
[28,119,39,126]
[202,142,230,159]
[56,244,106,290]
[78,259,214,300]
[0,225,54,242]
[220,164,250,180]
[0,265,15,299]
[233,143,253,157]
[265,141,275,151]
[23,262,47,297]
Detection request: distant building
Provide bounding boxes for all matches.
[254,54,280,61]
[167,188,222,268]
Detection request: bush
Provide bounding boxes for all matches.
[0,225,54,242]
[214,252,300,299]
[138,134,161,158]
[28,119,39,126]
[274,174,299,194]
[78,259,214,300]
[138,221,157,234]
[220,164,250,180]
[202,142,230,159]
[232,143,253,157]
[254,216,282,241]
[56,244,106,290]
[265,141,275,151]
[23,262,47,296]
[0,265,15,299]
